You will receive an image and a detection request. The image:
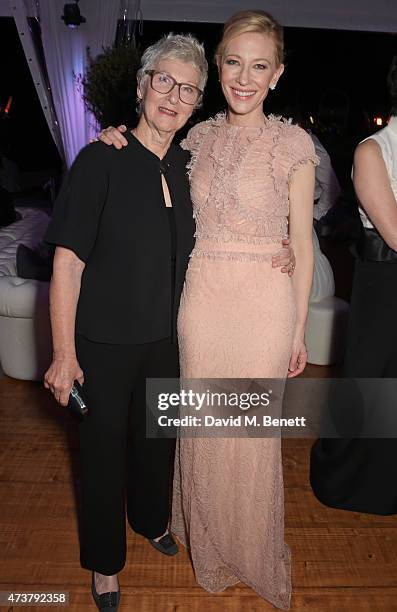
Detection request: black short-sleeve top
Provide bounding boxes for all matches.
[45,131,195,344]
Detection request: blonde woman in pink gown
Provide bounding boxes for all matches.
[99,11,317,609]
[171,12,317,610]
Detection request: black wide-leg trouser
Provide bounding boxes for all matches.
[75,334,178,575]
[310,260,397,515]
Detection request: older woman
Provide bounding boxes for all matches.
[100,11,315,610]
[44,34,207,612]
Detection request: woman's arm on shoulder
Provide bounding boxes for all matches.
[353,138,397,251]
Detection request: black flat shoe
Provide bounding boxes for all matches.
[91,573,120,612]
[148,532,178,556]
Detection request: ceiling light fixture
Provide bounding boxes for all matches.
[61,1,86,28]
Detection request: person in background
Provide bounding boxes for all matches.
[311,131,341,224]
[276,105,340,300]
[277,106,341,225]
[310,55,397,515]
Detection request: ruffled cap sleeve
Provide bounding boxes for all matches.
[180,121,208,155]
[286,125,320,183]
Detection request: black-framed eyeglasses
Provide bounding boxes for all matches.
[145,70,203,105]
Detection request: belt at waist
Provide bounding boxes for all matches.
[191,238,284,262]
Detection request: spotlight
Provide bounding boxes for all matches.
[61,1,86,28]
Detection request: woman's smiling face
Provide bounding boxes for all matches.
[218,31,284,125]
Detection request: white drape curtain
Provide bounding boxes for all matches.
[39,0,121,167]
[22,0,39,16]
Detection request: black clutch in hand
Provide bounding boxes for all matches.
[67,380,89,418]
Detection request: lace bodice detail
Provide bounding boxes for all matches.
[181,112,319,245]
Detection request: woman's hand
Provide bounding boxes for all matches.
[98,125,128,149]
[45,247,85,406]
[44,356,84,406]
[287,332,307,378]
[272,237,296,276]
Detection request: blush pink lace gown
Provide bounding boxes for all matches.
[171,113,318,610]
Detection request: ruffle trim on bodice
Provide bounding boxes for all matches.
[181,119,215,180]
[287,156,318,185]
[181,112,319,239]
[198,114,284,227]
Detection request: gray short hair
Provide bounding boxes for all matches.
[137,33,208,109]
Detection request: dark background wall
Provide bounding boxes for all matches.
[0,15,396,180]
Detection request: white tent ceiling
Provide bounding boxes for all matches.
[0,0,396,32]
[141,0,397,33]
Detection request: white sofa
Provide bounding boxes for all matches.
[0,208,52,380]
